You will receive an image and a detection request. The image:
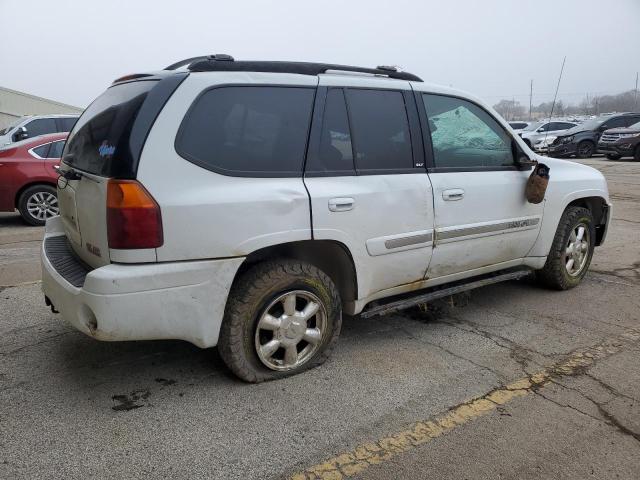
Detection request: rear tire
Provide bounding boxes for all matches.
[634,145,640,162]
[605,154,621,160]
[536,206,595,290]
[17,184,58,226]
[218,260,342,383]
[576,141,595,158]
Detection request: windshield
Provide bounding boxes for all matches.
[0,117,24,136]
[63,80,157,177]
[522,122,542,132]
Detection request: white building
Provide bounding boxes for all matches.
[0,86,83,129]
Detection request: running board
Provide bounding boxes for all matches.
[360,269,531,319]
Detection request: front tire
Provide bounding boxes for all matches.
[634,145,640,162]
[17,184,59,226]
[218,260,342,382]
[536,206,595,290]
[605,154,621,160]
[576,141,595,158]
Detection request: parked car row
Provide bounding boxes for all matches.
[597,121,640,161]
[510,112,640,160]
[0,114,77,146]
[517,120,578,153]
[0,114,79,225]
[0,132,67,225]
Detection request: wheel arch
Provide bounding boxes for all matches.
[528,190,610,257]
[566,196,609,246]
[234,239,358,313]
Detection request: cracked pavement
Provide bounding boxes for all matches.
[1,156,639,479]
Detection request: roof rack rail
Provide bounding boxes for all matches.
[163,55,423,81]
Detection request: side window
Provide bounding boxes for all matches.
[344,89,413,172]
[31,144,50,158]
[24,118,57,138]
[57,117,77,132]
[603,117,627,129]
[558,122,575,130]
[47,140,65,159]
[537,123,551,132]
[176,86,315,176]
[625,116,640,127]
[308,89,354,174]
[422,94,514,169]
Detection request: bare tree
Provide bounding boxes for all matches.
[493,99,526,120]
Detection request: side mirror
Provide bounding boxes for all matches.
[14,126,28,141]
[516,156,537,171]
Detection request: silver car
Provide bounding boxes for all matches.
[519,120,578,152]
[0,114,78,146]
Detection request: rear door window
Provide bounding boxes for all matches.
[62,80,157,177]
[603,117,627,129]
[47,140,65,159]
[344,89,413,172]
[57,117,77,132]
[306,89,355,175]
[176,86,315,177]
[31,144,50,158]
[624,116,640,127]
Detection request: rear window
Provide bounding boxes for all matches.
[62,81,156,177]
[175,86,315,177]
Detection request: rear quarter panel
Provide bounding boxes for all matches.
[0,150,54,211]
[137,72,317,262]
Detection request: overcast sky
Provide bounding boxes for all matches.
[1,0,639,108]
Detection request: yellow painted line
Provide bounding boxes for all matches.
[291,339,634,480]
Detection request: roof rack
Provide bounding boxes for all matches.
[164,55,423,82]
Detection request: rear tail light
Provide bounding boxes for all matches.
[107,179,163,249]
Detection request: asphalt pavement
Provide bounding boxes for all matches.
[1,156,639,479]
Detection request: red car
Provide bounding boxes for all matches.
[0,132,67,225]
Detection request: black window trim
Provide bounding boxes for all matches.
[175,83,317,179]
[343,86,421,176]
[305,85,427,177]
[28,142,51,159]
[417,91,524,173]
[304,86,358,178]
[62,74,187,178]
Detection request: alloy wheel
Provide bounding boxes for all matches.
[26,191,59,221]
[564,223,590,277]
[254,290,327,371]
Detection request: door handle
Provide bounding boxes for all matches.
[442,189,465,201]
[328,197,354,212]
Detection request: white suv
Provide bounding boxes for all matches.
[0,114,78,146]
[41,56,612,382]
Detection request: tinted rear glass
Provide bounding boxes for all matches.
[176,86,315,176]
[58,117,77,132]
[48,140,65,158]
[62,81,156,177]
[345,89,413,171]
[26,118,57,138]
[32,144,50,158]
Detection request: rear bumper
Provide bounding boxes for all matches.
[41,216,244,348]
